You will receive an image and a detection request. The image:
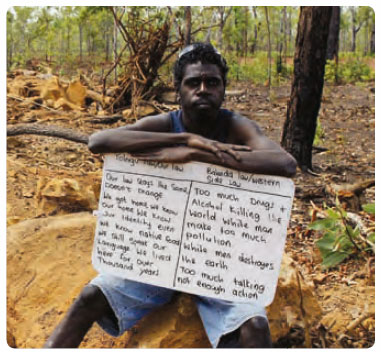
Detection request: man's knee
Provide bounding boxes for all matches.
[73,285,110,316]
[242,316,269,331]
[239,316,272,348]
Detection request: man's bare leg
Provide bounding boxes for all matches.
[217,316,272,348]
[44,285,116,348]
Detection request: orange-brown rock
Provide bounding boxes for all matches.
[7,212,321,348]
[36,177,98,216]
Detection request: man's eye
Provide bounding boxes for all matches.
[187,78,201,87]
[207,78,220,86]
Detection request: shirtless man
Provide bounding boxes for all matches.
[44,42,296,348]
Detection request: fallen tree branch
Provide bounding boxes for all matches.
[346,309,375,332]
[312,145,328,153]
[7,94,59,113]
[7,124,89,145]
[84,114,124,125]
[346,212,375,253]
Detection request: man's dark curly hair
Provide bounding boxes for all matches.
[173,42,229,91]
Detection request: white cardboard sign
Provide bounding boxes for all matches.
[92,154,294,305]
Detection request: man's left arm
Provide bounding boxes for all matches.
[195,114,297,177]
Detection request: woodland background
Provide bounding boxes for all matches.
[6,6,375,348]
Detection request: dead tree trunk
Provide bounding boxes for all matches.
[281,6,332,171]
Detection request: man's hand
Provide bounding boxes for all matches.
[129,146,195,163]
[186,133,251,161]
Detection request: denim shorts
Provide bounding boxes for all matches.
[90,274,267,348]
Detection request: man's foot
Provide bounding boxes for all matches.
[44,285,116,348]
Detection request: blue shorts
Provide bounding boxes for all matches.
[90,274,267,347]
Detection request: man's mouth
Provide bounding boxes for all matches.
[194,99,212,107]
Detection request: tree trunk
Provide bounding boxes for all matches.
[184,7,192,46]
[288,8,293,57]
[217,7,232,50]
[370,22,375,54]
[250,6,259,54]
[217,7,224,49]
[79,24,83,63]
[326,6,340,84]
[326,6,341,61]
[281,6,332,171]
[277,7,286,74]
[243,6,248,62]
[283,6,288,61]
[113,16,118,85]
[351,7,361,52]
[264,7,272,90]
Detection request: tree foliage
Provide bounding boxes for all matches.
[7,6,374,76]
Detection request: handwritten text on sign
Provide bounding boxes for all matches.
[92,154,294,305]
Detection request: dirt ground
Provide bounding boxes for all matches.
[6,74,375,348]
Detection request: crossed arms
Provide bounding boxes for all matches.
[88,113,297,177]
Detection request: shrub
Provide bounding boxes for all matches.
[309,199,375,268]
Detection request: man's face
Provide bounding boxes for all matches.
[179,62,225,121]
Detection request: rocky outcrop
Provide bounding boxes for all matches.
[7,212,321,348]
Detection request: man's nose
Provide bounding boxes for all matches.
[198,80,208,93]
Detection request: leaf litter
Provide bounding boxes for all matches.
[7,71,375,348]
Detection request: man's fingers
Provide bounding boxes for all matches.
[226,148,241,161]
[189,136,250,161]
[233,145,252,151]
[130,151,159,160]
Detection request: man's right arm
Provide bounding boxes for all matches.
[88,113,248,162]
[88,113,186,154]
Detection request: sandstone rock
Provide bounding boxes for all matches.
[7,212,130,348]
[7,212,321,348]
[268,254,322,341]
[36,177,98,216]
[122,105,157,119]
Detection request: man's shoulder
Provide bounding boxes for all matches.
[222,109,263,143]
[220,109,252,126]
[121,112,172,132]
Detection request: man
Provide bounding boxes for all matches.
[44,43,296,348]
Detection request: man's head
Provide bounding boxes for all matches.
[173,42,228,92]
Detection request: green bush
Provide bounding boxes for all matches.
[226,51,292,85]
[313,118,325,146]
[309,199,375,269]
[325,57,375,84]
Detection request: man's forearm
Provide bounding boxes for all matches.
[192,149,297,177]
[88,130,189,154]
